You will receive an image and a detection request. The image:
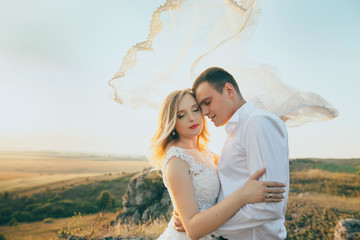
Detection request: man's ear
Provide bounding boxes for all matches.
[224,83,235,99]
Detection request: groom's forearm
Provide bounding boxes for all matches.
[217,199,287,231]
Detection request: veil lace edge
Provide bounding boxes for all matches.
[108,0,256,104]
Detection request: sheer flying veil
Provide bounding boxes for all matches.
[109,0,338,127]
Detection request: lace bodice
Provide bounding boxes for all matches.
[157,146,220,239]
[161,146,220,211]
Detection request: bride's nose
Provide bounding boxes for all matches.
[188,113,195,122]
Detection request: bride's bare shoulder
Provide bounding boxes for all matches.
[164,156,190,179]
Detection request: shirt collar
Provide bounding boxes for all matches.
[224,101,255,133]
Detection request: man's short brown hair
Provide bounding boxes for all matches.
[192,67,241,95]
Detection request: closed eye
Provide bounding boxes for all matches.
[203,100,210,106]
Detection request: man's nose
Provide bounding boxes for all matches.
[201,107,209,116]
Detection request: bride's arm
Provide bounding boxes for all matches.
[165,157,285,240]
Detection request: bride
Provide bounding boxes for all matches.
[149,89,286,240]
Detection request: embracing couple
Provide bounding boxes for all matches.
[149,67,289,240]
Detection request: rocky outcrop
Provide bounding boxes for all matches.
[100,238,151,240]
[334,218,360,240]
[115,169,172,224]
[68,237,152,240]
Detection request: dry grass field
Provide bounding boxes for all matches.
[0,151,150,194]
[0,211,168,240]
[0,154,359,239]
[0,212,119,240]
[0,151,150,239]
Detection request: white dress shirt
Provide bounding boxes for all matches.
[214,102,289,240]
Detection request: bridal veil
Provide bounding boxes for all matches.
[109,0,338,127]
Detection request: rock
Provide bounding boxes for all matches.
[67,236,86,240]
[115,169,172,224]
[69,236,152,240]
[131,210,141,223]
[298,192,312,198]
[68,169,171,239]
[100,237,152,240]
[141,190,173,222]
[334,218,360,240]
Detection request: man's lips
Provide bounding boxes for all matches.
[190,124,200,129]
[210,115,216,122]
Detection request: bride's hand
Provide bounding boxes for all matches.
[242,168,286,204]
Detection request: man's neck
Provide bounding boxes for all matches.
[231,98,247,118]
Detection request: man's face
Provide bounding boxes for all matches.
[195,82,233,127]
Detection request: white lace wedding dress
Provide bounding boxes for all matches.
[158,146,220,240]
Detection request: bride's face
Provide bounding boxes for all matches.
[175,94,203,139]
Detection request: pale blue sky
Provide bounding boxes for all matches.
[0,0,359,158]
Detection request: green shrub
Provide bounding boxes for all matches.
[11,211,32,222]
[43,217,54,223]
[57,199,75,207]
[96,191,115,211]
[77,201,97,213]
[25,203,42,211]
[49,194,62,202]
[0,208,11,224]
[8,217,18,226]
[314,162,357,173]
[25,196,37,204]
[50,206,66,218]
[32,202,52,219]
[1,192,10,200]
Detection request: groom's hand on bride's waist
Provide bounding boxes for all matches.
[173,210,186,232]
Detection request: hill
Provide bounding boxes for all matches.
[0,156,359,239]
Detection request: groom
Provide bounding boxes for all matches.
[175,67,289,239]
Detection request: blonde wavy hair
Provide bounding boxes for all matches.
[148,89,209,169]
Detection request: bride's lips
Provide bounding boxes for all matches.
[189,124,200,129]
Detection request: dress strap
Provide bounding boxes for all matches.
[161,146,195,188]
[161,147,194,172]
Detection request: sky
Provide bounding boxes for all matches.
[0,0,359,158]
